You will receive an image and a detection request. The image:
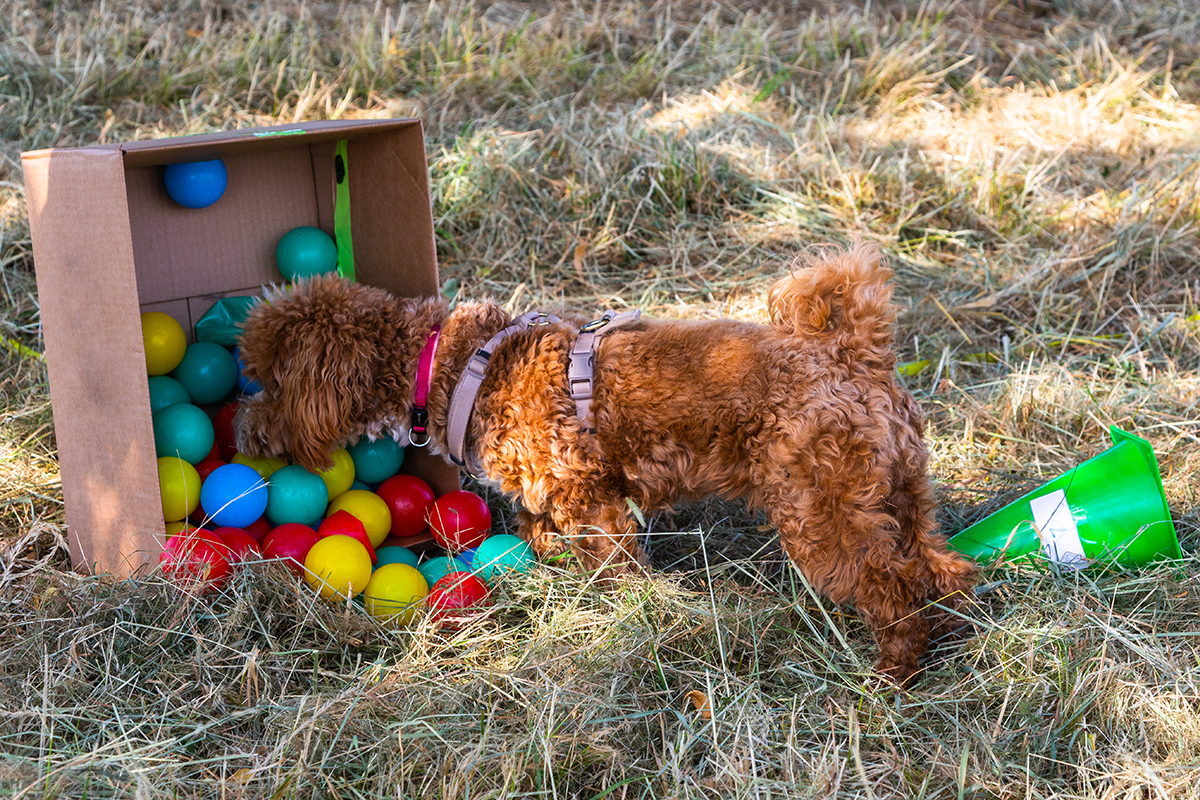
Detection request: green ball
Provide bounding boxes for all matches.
[347,435,404,484]
[172,342,238,405]
[148,375,191,417]
[153,403,215,465]
[266,465,330,526]
[472,534,535,585]
[276,226,338,281]
[374,545,419,570]
[418,556,469,588]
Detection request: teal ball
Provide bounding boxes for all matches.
[275,226,338,281]
[472,534,535,585]
[418,556,469,588]
[266,465,330,526]
[172,342,238,405]
[374,545,419,570]
[148,375,191,417]
[347,435,404,484]
[153,403,214,465]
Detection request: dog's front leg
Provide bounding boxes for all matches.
[515,496,648,579]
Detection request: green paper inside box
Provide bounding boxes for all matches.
[195,296,256,347]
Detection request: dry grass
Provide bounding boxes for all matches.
[3,0,1200,796]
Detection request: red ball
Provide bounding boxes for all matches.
[161,529,231,593]
[376,474,436,538]
[428,571,490,625]
[213,527,262,563]
[428,490,492,551]
[213,402,240,461]
[195,458,227,482]
[261,523,319,573]
[243,516,271,543]
[317,510,377,564]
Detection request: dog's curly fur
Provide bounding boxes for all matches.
[235,242,976,683]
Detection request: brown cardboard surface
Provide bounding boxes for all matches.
[348,126,439,297]
[22,147,166,576]
[127,146,319,304]
[24,119,460,577]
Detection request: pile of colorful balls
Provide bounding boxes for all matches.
[144,308,534,626]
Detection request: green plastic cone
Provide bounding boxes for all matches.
[948,426,1182,568]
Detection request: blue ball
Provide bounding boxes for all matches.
[200,463,268,528]
[232,347,262,395]
[164,159,227,209]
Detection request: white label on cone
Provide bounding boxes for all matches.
[1030,489,1088,568]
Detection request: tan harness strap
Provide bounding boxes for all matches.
[446,311,560,469]
[568,310,641,431]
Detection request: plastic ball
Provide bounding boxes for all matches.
[199,463,268,528]
[275,226,338,281]
[148,375,191,417]
[158,456,201,522]
[141,312,187,376]
[261,523,319,573]
[266,465,329,526]
[363,564,428,625]
[153,403,215,465]
[418,555,469,588]
[316,448,355,499]
[160,529,230,593]
[458,548,477,569]
[213,527,262,563]
[375,474,435,538]
[326,490,391,548]
[304,535,372,601]
[232,453,288,480]
[428,572,490,625]
[163,159,228,209]
[375,545,419,570]
[473,534,536,586]
[232,347,262,395]
[350,480,371,491]
[172,342,238,405]
[428,490,492,552]
[213,402,240,461]
[347,435,404,484]
[164,520,200,537]
[195,458,226,482]
[317,510,376,563]
[243,516,272,543]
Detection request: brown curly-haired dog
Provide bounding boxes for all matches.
[236,242,976,683]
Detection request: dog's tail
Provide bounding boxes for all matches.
[767,241,896,364]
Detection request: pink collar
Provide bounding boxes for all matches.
[409,325,440,447]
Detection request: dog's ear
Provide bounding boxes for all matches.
[237,279,382,471]
[276,330,375,471]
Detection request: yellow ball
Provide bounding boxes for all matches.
[327,490,391,548]
[164,520,195,536]
[303,535,373,601]
[157,456,200,522]
[363,563,428,625]
[232,452,288,480]
[317,448,355,499]
[141,312,187,376]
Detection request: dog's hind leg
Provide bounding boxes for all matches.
[766,460,932,684]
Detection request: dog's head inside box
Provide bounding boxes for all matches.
[22,119,459,577]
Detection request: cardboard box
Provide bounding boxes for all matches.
[22,119,459,577]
